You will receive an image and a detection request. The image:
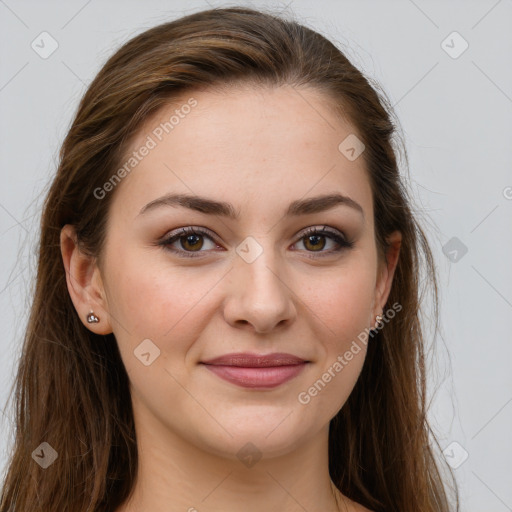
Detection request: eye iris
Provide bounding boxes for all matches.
[182,234,203,251]
[304,234,325,251]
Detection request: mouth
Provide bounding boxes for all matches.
[200,352,310,389]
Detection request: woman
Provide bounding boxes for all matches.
[0,6,458,511]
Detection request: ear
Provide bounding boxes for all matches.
[373,230,402,317]
[60,224,112,335]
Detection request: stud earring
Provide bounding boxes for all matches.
[369,313,383,336]
[86,310,99,323]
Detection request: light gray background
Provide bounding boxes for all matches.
[1,1,511,510]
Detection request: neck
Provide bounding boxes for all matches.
[116,413,352,512]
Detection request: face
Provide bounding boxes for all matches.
[88,84,396,460]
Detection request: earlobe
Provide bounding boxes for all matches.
[60,224,112,335]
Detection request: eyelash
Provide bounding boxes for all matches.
[158,226,355,259]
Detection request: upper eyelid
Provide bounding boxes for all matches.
[163,225,346,243]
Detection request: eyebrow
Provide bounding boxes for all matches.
[138,192,364,219]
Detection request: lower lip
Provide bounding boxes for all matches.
[202,363,308,388]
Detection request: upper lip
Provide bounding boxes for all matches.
[201,352,308,367]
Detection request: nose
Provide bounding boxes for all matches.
[222,248,297,334]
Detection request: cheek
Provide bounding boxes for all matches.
[305,260,376,340]
[104,248,222,359]
[297,272,374,418]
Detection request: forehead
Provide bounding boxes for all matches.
[111,84,373,222]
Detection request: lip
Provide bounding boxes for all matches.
[201,352,307,367]
[200,352,309,389]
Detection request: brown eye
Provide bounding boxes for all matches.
[180,233,204,251]
[303,233,326,251]
[294,226,354,257]
[158,225,354,260]
[159,227,218,258]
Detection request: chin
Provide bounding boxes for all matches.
[193,415,316,462]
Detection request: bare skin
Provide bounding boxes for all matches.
[61,84,399,512]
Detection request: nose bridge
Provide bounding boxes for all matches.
[223,235,296,332]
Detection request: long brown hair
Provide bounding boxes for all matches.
[1,6,458,511]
